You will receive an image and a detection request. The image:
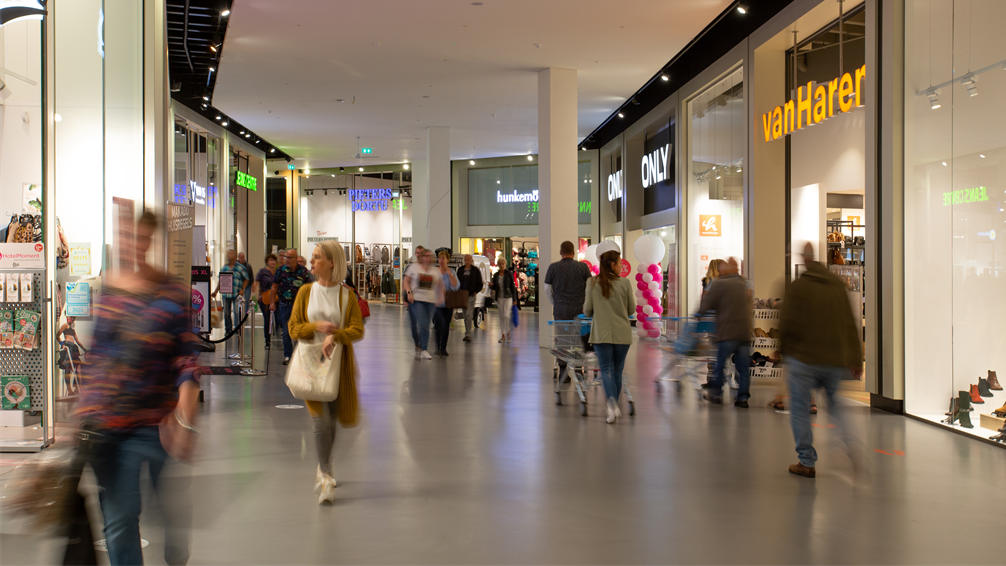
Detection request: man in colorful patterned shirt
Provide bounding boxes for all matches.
[271,248,312,364]
[213,249,249,336]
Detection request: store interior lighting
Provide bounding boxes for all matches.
[963,77,978,97]
[661,74,669,81]
[736,3,748,14]
[221,9,230,17]
[928,91,941,109]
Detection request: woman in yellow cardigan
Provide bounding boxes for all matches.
[288,240,364,504]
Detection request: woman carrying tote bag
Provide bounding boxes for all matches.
[286,241,364,504]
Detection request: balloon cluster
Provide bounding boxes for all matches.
[582,241,620,276]
[632,234,667,339]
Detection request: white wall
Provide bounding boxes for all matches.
[791,109,866,195]
[0,19,43,219]
[301,175,412,255]
[790,183,825,274]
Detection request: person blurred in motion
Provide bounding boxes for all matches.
[237,251,253,310]
[700,258,725,301]
[583,250,635,424]
[406,248,444,360]
[697,257,753,407]
[212,250,249,336]
[544,240,592,377]
[272,248,312,365]
[456,254,484,342]
[489,257,517,344]
[256,253,278,349]
[288,241,364,503]
[434,250,461,357]
[402,245,427,353]
[78,211,200,565]
[780,243,865,479]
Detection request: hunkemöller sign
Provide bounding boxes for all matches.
[762,64,866,142]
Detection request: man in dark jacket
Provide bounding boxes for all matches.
[697,257,753,407]
[457,254,484,342]
[780,243,864,479]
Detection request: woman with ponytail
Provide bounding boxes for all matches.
[583,250,635,424]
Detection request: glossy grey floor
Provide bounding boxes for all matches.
[3,304,1005,565]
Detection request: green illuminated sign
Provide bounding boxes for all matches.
[236,171,257,192]
[361,148,373,154]
[943,186,987,206]
[526,202,591,214]
[392,199,408,211]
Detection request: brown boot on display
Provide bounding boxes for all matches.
[993,401,1006,418]
[969,384,985,404]
[978,378,993,398]
[991,424,1006,443]
[958,392,975,428]
[943,396,959,425]
[989,370,1002,391]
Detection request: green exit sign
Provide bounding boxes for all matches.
[236,170,257,191]
[287,164,295,170]
[361,148,373,154]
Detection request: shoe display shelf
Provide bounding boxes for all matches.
[926,377,1006,444]
[751,308,782,380]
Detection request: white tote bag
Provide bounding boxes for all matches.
[284,287,345,401]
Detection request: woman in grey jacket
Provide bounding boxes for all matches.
[583,250,636,423]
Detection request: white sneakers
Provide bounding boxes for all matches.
[420,350,433,360]
[498,336,505,344]
[606,399,621,424]
[315,465,337,504]
[506,334,513,343]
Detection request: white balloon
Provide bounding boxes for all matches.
[635,289,645,299]
[648,280,659,291]
[596,240,620,257]
[633,234,666,265]
[637,263,647,274]
[585,244,599,266]
[642,273,653,283]
[651,288,663,299]
[642,304,654,315]
[637,326,648,338]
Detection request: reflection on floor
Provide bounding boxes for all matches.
[1,303,1004,565]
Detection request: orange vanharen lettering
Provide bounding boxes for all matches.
[762,112,772,142]
[783,100,795,135]
[827,78,838,117]
[813,85,827,123]
[797,82,813,129]
[855,64,866,107]
[839,72,854,113]
[771,107,783,140]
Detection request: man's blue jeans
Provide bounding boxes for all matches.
[408,300,420,347]
[222,296,241,336]
[90,427,190,566]
[594,343,631,401]
[278,301,295,357]
[709,340,751,401]
[787,357,855,467]
[412,301,435,352]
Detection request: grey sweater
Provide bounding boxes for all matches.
[697,273,752,342]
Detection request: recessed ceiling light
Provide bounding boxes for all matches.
[215,115,222,120]
[980,154,986,158]
[255,140,260,143]
[221,9,230,17]
[527,155,533,161]
[497,180,501,184]
[404,164,410,170]
[618,112,624,118]
[581,147,587,151]
[245,133,251,138]
[359,167,364,172]
[209,66,215,72]
[332,174,336,177]
[54,114,62,122]
[210,44,218,52]
[202,96,209,101]
[470,160,475,165]
[270,149,276,153]
[942,162,947,166]
[221,121,228,126]
[240,130,245,134]
[661,74,669,81]
[736,3,749,14]
[305,169,311,174]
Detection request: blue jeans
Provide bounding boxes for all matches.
[412,301,435,351]
[223,296,241,336]
[709,340,751,401]
[787,357,855,467]
[594,343,631,401]
[434,307,453,354]
[408,301,420,347]
[278,301,295,357]
[90,427,190,566]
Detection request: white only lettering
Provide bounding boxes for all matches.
[607,171,623,201]
[641,144,671,189]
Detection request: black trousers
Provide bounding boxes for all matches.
[434,307,453,354]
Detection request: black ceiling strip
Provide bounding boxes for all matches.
[182,0,195,73]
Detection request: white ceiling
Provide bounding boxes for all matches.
[214,0,733,169]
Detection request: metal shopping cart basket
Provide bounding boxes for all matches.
[650,316,718,395]
[548,317,636,417]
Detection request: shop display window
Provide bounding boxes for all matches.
[468,162,593,226]
[904,0,1006,440]
[642,226,677,316]
[686,68,745,311]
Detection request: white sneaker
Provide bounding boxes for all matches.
[498,336,505,344]
[318,478,336,505]
[615,404,622,418]
[506,334,513,343]
[606,402,617,424]
[315,465,337,493]
[420,350,433,360]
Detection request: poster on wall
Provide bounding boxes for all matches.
[69,243,91,276]
[191,266,211,334]
[22,183,41,213]
[0,243,45,269]
[65,282,90,317]
[167,202,195,284]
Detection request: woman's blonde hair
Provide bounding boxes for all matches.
[315,241,347,284]
[705,259,725,281]
[496,257,507,269]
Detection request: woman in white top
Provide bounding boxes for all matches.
[405,249,445,360]
[288,241,364,504]
[489,257,518,343]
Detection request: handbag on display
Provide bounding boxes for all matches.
[445,289,470,310]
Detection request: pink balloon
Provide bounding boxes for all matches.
[648,329,661,338]
[648,264,661,275]
[635,305,645,313]
[649,297,660,306]
[637,282,647,291]
[642,290,652,299]
[653,305,664,315]
[653,273,663,282]
[635,273,643,282]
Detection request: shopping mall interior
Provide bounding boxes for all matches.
[1,0,1004,564]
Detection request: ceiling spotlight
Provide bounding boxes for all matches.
[980,154,985,158]
[618,112,624,118]
[209,44,218,53]
[404,164,410,170]
[716,175,722,180]
[331,174,336,177]
[928,90,941,109]
[255,140,260,143]
[527,155,533,161]
[497,180,501,184]
[581,147,587,151]
[340,167,345,173]
[201,103,208,109]
[54,114,62,122]
[359,167,364,172]
[209,66,216,72]
[942,162,947,166]
[661,74,669,81]
[215,115,222,120]
[270,148,276,153]
[221,9,230,17]
[736,3,749,14]
[963,76,978,97]
[245,133,251,138]
[470,160,475,165]
[202,96,209,101]
[221,121,228,126]
[324,190,328,196]
[240,130,245,134]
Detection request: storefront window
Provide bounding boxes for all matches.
[642,226,678,316]
[904,0,1006,438]
[687,67,744,310]
[468,162,593,226]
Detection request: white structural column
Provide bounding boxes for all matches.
[412,126,452,251]
[537,68,579,347]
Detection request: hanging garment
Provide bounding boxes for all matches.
[355,245,364,264]
[382,269,395,294]
[394,247,400,260]
[381,246,390,264]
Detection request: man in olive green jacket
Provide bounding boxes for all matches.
[780,243,864,479]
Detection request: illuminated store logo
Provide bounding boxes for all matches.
[607,170,623,201]
[190,181,207,205]
[641,144,671,189]
[0,1,46,28]
[978,229,997,241]
[236,171,257,191]
[762,64,867,142]
[943,186,988,206]
[699,215,721,237]
[497,189,539,203]
[350,189,393,212]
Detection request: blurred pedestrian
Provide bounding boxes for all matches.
[698,257,753,407]
[403,245,426,353]
[405,249,443,360]
[237,251,253,310]
[490,257,517,344]
[456,254,484,342]
[272,248,312,365]
[78,211,201,565]
[212,250,249,336]
[780,243,865,479]
[287,241,364,503]
[434,250,461,357]
[256,253,278,349]
[545,240,592,376]
[700,259,725,301]
[583,250,635,424]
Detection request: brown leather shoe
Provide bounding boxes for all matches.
[969,384,985,404]
[993,401,1006,418]
[989,370,1002,391]
[789,463,816,478]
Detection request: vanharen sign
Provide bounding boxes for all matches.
[762,64,866,142]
